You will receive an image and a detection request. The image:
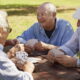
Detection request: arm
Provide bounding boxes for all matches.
[46,29,80,67]
[0,51,34,80]
[34,41,58,51]
[60,22,74,45]
[46,48,77,67]
[5,23,37,46]
[17,23,37,44]
[59,28,79,56]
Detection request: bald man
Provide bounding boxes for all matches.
[5,2,74,54]
[46,8,80,68]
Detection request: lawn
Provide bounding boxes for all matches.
[0,0,80,39]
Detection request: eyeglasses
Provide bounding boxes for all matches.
[6,27,12,33]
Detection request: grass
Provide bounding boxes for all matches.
[0,0,80,7]
[0,0,80,39]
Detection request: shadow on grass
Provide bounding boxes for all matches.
[0,4,38,16]
[0,4,76,16]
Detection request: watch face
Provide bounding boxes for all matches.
[16,51,28,62]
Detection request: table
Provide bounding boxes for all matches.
[33,57,80,80]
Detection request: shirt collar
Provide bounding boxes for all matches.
[39,18,59,31]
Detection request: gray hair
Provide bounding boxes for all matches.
[39,2,56,13]
[0,11,9,28]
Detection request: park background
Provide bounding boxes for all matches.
[0,0,80,39]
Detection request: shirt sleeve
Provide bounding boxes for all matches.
[59,29,79,56]
[60,22,74,45]
[0,51,33,80]
[17,23,37,44]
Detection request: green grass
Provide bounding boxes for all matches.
[0,0,80,39]
[0,0,80,7]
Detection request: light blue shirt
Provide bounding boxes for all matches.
[59,27,80,56]
[17,18,74,46]
[59,27,80,67]
[0,44,33,80]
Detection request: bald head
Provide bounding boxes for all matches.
[38,2,56,14]
[37,2,56,31]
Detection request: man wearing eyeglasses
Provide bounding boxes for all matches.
[0,11,34,80]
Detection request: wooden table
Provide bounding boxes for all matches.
[33,57,80,80]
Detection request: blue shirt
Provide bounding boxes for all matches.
[59,27,80,67]
[17,18,74,46]
[0,44,33,80]
[59,27,80,56]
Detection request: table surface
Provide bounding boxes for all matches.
[33,57,80,80]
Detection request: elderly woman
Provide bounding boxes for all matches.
[0,11,34,80]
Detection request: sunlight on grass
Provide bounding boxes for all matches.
[8,15,37,39]
[0,0,80,7]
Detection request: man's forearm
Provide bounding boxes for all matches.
[45,44,58,50]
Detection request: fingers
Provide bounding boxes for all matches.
[55,55,77,67]
[23,62,35,74]
[41,53,55,64]
[24,44,33,54]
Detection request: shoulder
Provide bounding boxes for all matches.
[56,18,72,29]
[57,18,71,25]
[31,22,40,28]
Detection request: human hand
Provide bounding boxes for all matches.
[23,62,35,74]
[41,52,55,64]
[10,55,35,73]
[10,57,24,70]
[24,44,34,54]
[24,39,39,54]
[7,44,25,58]
[34,41,49,51]
[47,49,77,67]
[5,39,19,46]
[55,54,77,67]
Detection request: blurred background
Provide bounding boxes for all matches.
[0,0,80,39]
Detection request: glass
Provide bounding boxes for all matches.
[6,27,12,33]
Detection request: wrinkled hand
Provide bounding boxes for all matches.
[10,57,24,70]
[11,57,35,73]
[5,39,19,46]
[23,62,35,74]
[41,52,55,64]
[34,41,49,51]
[41,48,64,63]
[7,44,25,58]
[24,44,34,54]
[55,54,77,67]
[47,49,77,67]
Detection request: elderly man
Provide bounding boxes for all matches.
[5,2,74,52]
[0,11,34,80]
[46,8,80,67]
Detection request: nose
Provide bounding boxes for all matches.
[37,14,43,20]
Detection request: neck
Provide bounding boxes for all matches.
[45,20,56,31]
